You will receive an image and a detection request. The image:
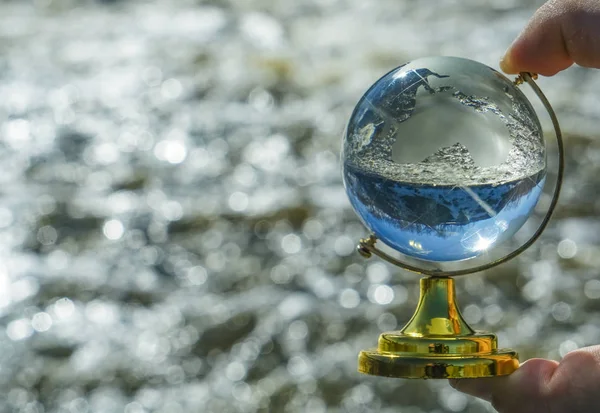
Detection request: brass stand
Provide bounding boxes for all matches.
[358,277,518,379]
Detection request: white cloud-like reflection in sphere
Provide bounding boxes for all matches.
[342,57,546,262]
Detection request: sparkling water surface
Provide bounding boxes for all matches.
[1,1,600,412]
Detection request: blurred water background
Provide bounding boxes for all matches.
[1,0,600,412]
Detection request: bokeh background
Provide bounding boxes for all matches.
[1,0,600,412]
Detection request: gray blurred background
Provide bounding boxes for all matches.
[1,0,600,412]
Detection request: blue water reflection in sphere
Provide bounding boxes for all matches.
[342,57,546,262]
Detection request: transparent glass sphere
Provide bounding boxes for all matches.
[343,57,546,262]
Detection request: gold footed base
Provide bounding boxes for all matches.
[358,277,519,379]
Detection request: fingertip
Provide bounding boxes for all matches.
[508,39,573,76]
[499,51,517,74]
[450,358,560,404]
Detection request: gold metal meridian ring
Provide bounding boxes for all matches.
[357,72,564,277]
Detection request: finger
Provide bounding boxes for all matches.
[450,358,559,412]
[545,347,600,412]
[501,0,600,76]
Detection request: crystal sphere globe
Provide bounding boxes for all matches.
[343,57,546,262]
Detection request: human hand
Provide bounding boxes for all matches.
[450,346,600,413]
[500,0,600,75]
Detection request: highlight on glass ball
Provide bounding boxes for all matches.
[342,56,547,262]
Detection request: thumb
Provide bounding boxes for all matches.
[449,358,559,412]
[501,0,600,76]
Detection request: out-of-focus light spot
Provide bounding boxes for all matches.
[368,284,394,305]
[11,277,39,302]
[463,304,483,324]
[5,83,33,113]
[54,297,75,319]
[287,355,309,376]
[86,170,112,191]
[124,401,145,413]
[559,339,579,357]
[248,88,274,112]
[278,294,312,320]
[93,142,120,165]
[31,312,52,332]
[281,233,302,254]
[271,264,292,284]
[557,239,577,259]
[233,163,257,187]
[305,398,326,413]
[584,279,600,299]
[37,225,58,245]
[394,285,408,304]
[299,380,318,396]
[2,119,31,149]
[55,108,76,125]
[240,12,284,50]
[136,269,158,291]
[517,315,538,338]
[552,301,572,322]
[206,251,226,271]
[37,194,57,215]
[366,262,390,284]
[225,361,246,382]
[161,200,183,221]
[47,249,70,271]
[85,300,118,325]
[0,207,13,228]
[70,398,89,413]
[136,331,163,362]
[464,276,485,295]
[103,219,125,240]
[334,235,354,256]
[0,265,10,309]
[522,280,549,302]
[243,134,289,171]
[154,140,187,164]
[377,312,397,331]
[166,365,185,385]
[107,191,137,214]
[313,277,334,299]
[316,112,338,134]
[228,192,249,212]
[7,318,33,341]
[161,78,183,100]
[142,66,163,87]
[232,382,252,402]
[326,323,346,340]
[483,304,503,325]
[351,384,374,404]
[303,219,324,240]
[288,320,308,340]
[186,266,207,286]
[441,389,468,412]
[339,288,360,309]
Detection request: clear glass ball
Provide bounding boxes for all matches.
[343,56,546,262]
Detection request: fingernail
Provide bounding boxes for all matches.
[500,50,515,74]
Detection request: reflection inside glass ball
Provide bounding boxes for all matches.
[343,57,546,262]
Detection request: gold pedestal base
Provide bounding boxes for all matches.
[358,277,519,379]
